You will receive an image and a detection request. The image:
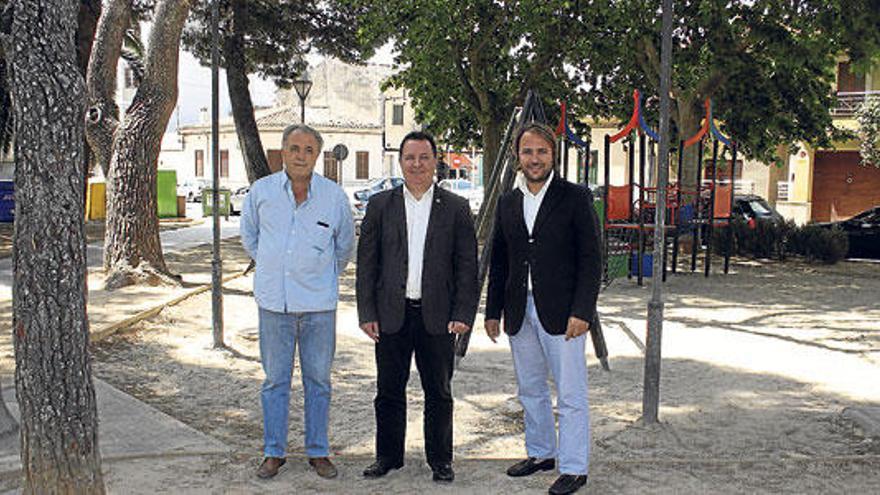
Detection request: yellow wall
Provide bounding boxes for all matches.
[789,146,814,203]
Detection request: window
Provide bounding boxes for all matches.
[356,151,369,180]
[392,104,404,125]
[837,62,866,93]
[220,150,229,178]
[194,150,204,177]
[323,151,338,182]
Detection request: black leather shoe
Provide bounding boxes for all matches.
[506,457,556,477]
[431,463,455,483]
[548,474,587,495]
[363,459,403,478]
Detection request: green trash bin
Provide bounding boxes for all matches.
[157,170,178,218]
[202,188,231,217]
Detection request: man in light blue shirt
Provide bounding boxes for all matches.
[241,124,355,480]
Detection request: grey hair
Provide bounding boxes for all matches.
[281,123,323,151]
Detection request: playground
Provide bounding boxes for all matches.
[81,239,880,493]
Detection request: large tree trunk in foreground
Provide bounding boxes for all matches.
[4,0,105,491]
[225,0,271,184]
[96,0,192,289]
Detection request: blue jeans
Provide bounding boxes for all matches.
[509,294,591,475]
[259,307,336,458]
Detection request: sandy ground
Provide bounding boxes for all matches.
[85,241,880,493]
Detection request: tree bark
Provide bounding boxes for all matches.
[101,0,192,289]
[4,0,105,492]
[224,0,271,184]
[480,116,502,188]
[84,0,130,178]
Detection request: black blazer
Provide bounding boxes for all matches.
[485,177,602,335]
[357,185,479,335]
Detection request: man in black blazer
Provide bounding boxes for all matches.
[357,131,478,483]
[485,122,602,495]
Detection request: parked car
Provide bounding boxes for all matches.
[348,176,405,224]
[229,186,249,215]
[177,179,208,202]
[438,178,483,213]
[816,206,880,259]
[732,194,784,225]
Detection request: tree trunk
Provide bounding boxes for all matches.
[480,117,503,188]
[84,0,130,179]
[675,95,703,194]
[224,1,271,184]
[102,0,192,289]
[5,0,105,492]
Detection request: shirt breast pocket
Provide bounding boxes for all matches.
[309,222,334,256]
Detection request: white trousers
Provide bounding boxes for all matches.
[509,294,590,475]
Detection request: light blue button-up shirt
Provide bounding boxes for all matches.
[240,171,355,313]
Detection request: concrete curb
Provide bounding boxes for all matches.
[91,270,248,343]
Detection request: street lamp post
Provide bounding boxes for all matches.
[292,76,313,124]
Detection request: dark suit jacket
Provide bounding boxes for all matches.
[485,177,602,336]
[357,185,479,335]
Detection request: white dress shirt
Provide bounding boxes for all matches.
[516,171,554,290]
[404,184,435,299]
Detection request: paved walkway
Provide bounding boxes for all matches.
[0,215,246,490]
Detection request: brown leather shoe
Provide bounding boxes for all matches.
[309,456,338,479]
[256,457,286,479]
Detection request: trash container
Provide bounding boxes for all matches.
[631,252,653,278]
[202,188,231,218]
[0,181,13,223]
[157,170,178,218]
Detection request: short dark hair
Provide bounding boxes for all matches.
[513,122,557,165]
[399,131,437,158]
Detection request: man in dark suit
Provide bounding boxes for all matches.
[356,131,478,483]
[485,122,602,495]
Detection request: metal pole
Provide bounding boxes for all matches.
[300,96,306,124]
[211,0,224,348]
[705,139,719,277]
[691,139,703,272]
[637,132,646,286]
[642,0,674,424]
[725,144,738,273]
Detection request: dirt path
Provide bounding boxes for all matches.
[88,242,880,493]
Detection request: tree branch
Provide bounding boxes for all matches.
[85,0,131,176]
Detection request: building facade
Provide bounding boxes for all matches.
[160,58,422,191]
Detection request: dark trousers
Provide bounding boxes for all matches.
[374,301,455,467]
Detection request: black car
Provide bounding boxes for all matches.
[817,206,880,259]
[732,194,784,224]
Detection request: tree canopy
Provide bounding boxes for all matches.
[346,0,880,179]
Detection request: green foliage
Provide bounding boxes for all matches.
[789,224,849,264]
[183,0,374,87]
[344,0,878,179]
[341,0,592,150]
[584,0,862,165]
[856,96,880,167]
[713,218,848,264]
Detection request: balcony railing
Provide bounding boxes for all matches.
[832,90,880,117]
